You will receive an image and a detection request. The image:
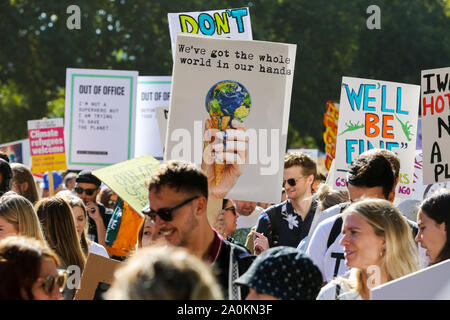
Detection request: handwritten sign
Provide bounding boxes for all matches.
[92,155,160,214]
[27,118,67,174]
[334,77,420,199]
[168,8,252,60]
[135,76,171,160]
[323,101,340,170]
[64,68,138,170]
[421,67,450,184]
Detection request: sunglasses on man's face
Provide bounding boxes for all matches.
[282,176,308,187]
[39,270,68,295]
[75,186,97,196]
[142,196,199,222]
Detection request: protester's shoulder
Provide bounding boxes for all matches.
[224,238,254,259]
[253,206,265,216]
[317,279,356,300]
[261,201,286,217]
[315,210,343,232]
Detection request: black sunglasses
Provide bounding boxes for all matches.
[39,270,68,295]
[282,176,308,187]
[75,186,97,196]
[223,206,236,216]
[142,196,199,222]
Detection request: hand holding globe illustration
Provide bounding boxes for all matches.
[201,80,250,199]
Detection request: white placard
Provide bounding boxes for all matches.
[371,259,450,300]
[135,76,171,160]
[64,68,138,170]
[165,34,296,203]
[155,106,169,156]
[334,77,420,199]
[421,67,450,184]
[168,7,252,60]
[0,139,30,167]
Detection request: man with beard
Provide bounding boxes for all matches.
[143,160,254,299]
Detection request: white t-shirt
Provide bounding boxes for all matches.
[317,279,362,300]
[236,206,264,230]
[306,209,429,283]
[88,241,109,258]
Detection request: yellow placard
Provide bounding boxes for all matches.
[31,153,67,173]
[92,155,161,215]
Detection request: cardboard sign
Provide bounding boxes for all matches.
[334,77,420,199]
[165,34,296,203]
[421,67,450,184]
[155,106,169,156]
[323,101,340,171]
[74,253,123,300]
[168,7,253,60]
[0,139,30,166]
[135,76,172,160]
[27,118,67,174]
[371,259,450,300]
[64,68,138,170]
[92,155,160,215]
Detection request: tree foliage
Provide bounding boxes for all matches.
[0,0,449,149]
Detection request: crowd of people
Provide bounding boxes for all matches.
[0,147,449,300]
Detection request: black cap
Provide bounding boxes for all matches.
[234,246,323,300]
[75,170,101,187]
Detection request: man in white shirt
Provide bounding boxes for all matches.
[305,149,425,283]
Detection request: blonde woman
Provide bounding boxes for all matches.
[105,245,223,300]
[35,197,86,300]
[57,191,109,258]
[0,191,45,241]
[10,163,40,204]
[317,198,419,300]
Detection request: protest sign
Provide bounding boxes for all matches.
[421,67,450,184]
[165,34,296,204]
[155,106,169,155]
[74,253,123,300]
[371,259,450,300]
[168,7,252,60]
[27,118,66,174]
[323,101,340,171]
[64,68,138,170]
[334,77,420,199]
[0,139,30,166]
[92,155,160,215]
[135,76,171,160]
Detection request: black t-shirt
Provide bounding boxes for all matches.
[256,199,318,248]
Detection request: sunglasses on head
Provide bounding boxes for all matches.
[142,196,199,222]
[75,186,97,196]
[40,270,68,295]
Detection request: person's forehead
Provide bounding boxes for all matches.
[283,165,304,176]
[76,182,98,189]
[148,185,187,207]
[344,212,369,229]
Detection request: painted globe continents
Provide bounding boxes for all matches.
[205,80,251,129]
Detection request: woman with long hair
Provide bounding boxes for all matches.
[58,191,108,258]
[10,163,40,204]
[0,191,45,241]
[317,198,419,300]
[35,197,86,299]
[416,188,450,264]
